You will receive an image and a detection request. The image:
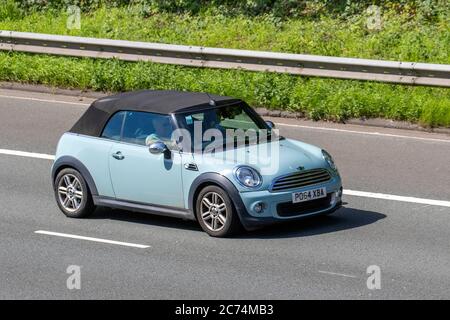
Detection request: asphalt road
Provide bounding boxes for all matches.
[0,88,449,299]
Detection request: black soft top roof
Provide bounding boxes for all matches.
[70,90,241,137]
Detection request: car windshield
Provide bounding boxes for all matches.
[174,103,280,152]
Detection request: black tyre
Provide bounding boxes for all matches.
[195,185,241,237]
[54,168,95,218]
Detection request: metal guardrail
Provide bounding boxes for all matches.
[1,30,449,87]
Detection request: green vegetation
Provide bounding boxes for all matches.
[3,1,449,63]
[2,52,449,126]
[0,0,449,126]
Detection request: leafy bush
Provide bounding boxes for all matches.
[2,4,448,64]
[0,0,22,20]
[12,0,450,21]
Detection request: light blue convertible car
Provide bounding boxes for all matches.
[52,90,342,237]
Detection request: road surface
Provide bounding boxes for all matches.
[0,89,449,299]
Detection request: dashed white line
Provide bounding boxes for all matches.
[35,230,150,249]
[1,147,449,208]
[0,94,90,106]
[276,122,450,144]
[0,148,55,160]
[318,270,358,279]
[344,189,450,208]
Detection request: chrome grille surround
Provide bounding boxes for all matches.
[270,168,332,192]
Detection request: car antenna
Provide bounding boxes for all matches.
[205,92,216,106]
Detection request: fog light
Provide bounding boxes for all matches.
[331,188,342,206]
[336,187,343,201]
[254,202,265,214]
[330,193,337,206]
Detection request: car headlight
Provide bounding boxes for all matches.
[234,166,262,188]
[322,150,337,171]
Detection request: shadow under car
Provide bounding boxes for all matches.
[88,206,386,239]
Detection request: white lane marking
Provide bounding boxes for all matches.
[0,148,55,160]
[318,270,358,279]
[0,93,449,143]
[276,122,450,144]
[35,230,150,249]
[344,189,450,208]
[0,94,90,106]
[1,147,449,208]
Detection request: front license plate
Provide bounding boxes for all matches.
[292,187,327,203]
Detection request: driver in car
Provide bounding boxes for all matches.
[145,117,178,149]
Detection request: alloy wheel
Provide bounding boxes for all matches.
[200,192,227,232]
[57,174,84,212]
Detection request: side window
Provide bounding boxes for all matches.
[101,111,125,141]
[122,111,174,146]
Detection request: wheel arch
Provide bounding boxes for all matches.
[188,173,248,227]
[52,156,98,196]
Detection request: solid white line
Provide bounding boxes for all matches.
[0,94,90,106]
[1,91,449,144]
[35,230,150,249]
[276,122,450,144]
[344,189,450,208]
[318,270,358,279]
[0,148,55,160]
[1,93,449,143]
[1,148,449,208]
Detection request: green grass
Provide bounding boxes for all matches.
[1,5,448,63]
[0,3,449,127]
[1,52,449,127]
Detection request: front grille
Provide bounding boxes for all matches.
[270,169,331,192]
[277,194,332,217]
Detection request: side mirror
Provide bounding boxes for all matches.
[149,141,167,155]
[266,120,275,129]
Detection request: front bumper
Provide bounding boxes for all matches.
[236,178,343,230]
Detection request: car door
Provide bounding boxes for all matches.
[108,111,184,208]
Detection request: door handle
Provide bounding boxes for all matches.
[112,151,125,160]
